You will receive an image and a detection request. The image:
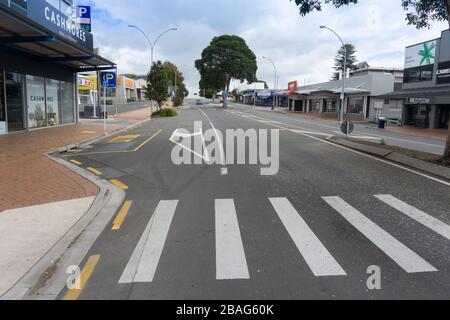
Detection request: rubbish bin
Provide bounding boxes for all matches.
[378,119,387,129]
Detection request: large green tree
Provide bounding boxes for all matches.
[146,61,170,111]
[332,44,358,80]
[195,35,258,107]
[291,0,450,162]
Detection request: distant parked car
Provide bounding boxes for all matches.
[196,99,203,105]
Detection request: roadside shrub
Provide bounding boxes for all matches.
[152,108,178,118]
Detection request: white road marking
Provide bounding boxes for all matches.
[215,199,250,280]
[119,200,179,283]
[269,198,347,277]
[170,129,211,162]
[323,196,437,273]
[375,195,450,241]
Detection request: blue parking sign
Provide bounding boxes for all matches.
[77,6,91,19]
[100,71,117,88]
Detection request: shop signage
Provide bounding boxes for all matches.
[409,98,431,104]
[27,0,93,52]
[436,61,450,85]
[288,81,298,92]
[257,90,272,99]
[404,39,437,69]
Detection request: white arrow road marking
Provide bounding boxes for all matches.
[323,196,437,273]
[119,200,179,283]
[215,199,250,280]
[375,195,450,241]
[269,198,347,277]
[170,128,211,162]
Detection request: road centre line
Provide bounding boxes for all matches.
[195,107,227,169]
[226,109,450,187]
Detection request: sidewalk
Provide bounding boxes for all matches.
[0,110,150,296]
[253,106,448,141]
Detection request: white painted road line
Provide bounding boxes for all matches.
[375,195,450,241]
[323,196,437,273]
[215,199,250,280]
[119,200,179,283]
[269,198,347,277]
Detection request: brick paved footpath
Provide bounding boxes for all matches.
[0,122,123,213]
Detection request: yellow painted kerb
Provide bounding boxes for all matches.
[87,167,102,175]
[63,255,101,300]
[112,201,133,230]
[110,179,128,190]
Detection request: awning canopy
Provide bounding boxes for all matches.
[0,2,116,72]
[378,86,450,99]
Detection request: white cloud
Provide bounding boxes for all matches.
[76,0,448,94]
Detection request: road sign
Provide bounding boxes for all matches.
[100,71,117,88]
[341,121,354,135]
[77,6,91,32]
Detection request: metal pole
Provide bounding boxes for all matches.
[103,84,106,133]
[320,26,347,124]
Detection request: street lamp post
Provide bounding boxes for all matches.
[320,26,347,124]
[128,25,177,112]
[262,56,278,110]
[128,25,178,68]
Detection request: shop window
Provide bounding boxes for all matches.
[60,81,75,124]
[325,100,337,113]
[309,99,321,113]
[348,97,364,114]
[0,71,6,135]
[46,79,60,126]
[5,72,24,131]
[404,65,434,83]
[26,75,47,128]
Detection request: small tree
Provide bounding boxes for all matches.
[332,44,358,80]
[195,35,258,107]
[146,61,170,111]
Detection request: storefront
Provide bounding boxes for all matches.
[0,0,115,135]
[379,30,450,129]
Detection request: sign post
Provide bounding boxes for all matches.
[100,71,117,133]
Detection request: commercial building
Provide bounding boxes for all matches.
[379,30,450,129]
[0,0,115,135]
[278,73,396,120]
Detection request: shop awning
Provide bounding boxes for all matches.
[378,86,450,99]
[0,1,116,72]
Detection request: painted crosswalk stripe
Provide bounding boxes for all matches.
[323,196,437,273]
[215,199,250,280]
[119,200,179,283]
[375,195,450,241]
[269,198,347,277]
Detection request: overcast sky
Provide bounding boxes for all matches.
[76,0,447,95]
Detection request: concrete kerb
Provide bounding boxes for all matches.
[0,121,149,300]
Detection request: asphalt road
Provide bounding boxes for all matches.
[59,100,450,300]
[233,103,447,155]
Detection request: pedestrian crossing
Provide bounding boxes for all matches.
[118,195,449,284]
